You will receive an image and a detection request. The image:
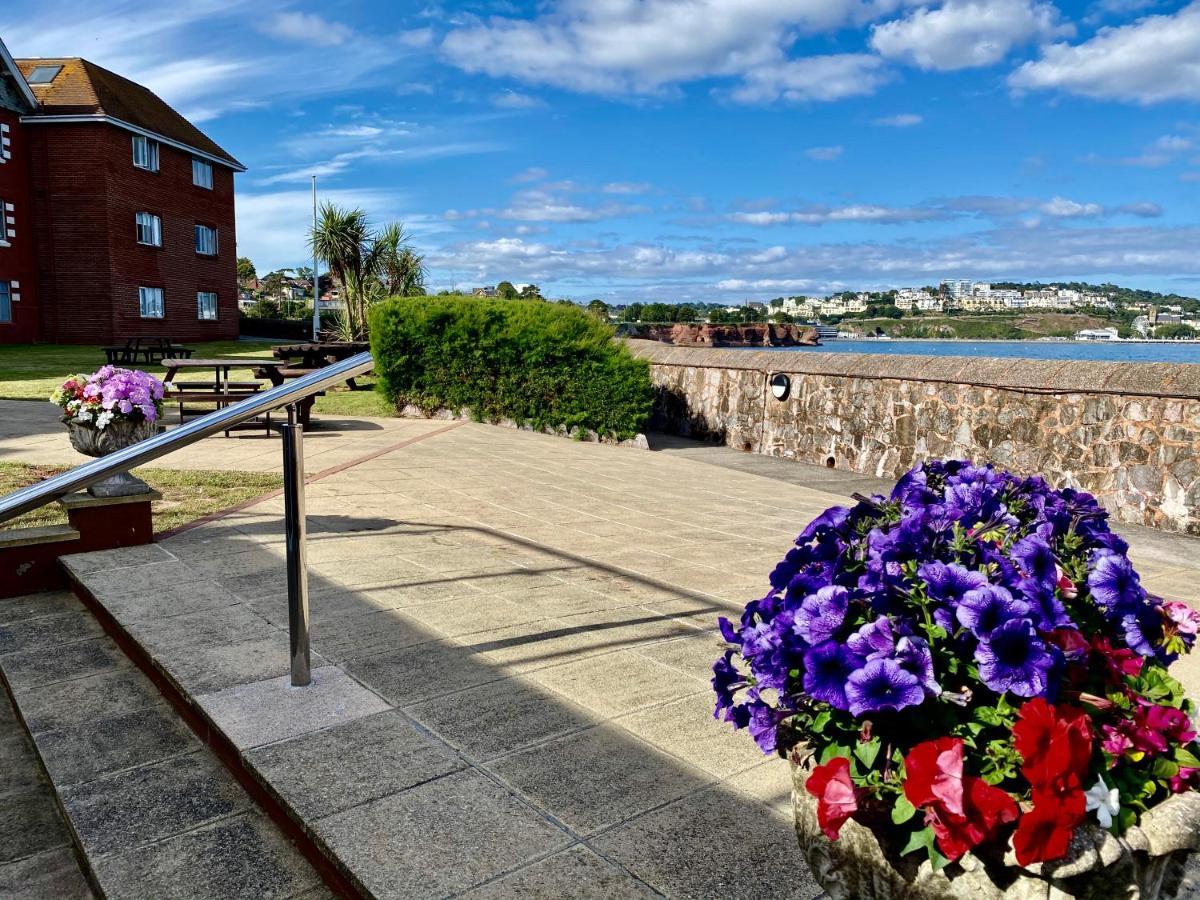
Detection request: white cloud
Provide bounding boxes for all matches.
[510,167,549,183]
[1010,3,1200,103]
[731,203,949,225]
[441,0,883,102]
[261,11,354,47]
[871,0,1072,71]
[492,90,547,109]
[874,113,923,126]
[1040,196,1105,218]
[806,145,844,161]
[603,182,653,195]
[500,189,648,222]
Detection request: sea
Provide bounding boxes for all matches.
[761,339,1200,364]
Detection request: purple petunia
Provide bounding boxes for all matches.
[975,618,1057,697]
[845,657,925,717]
[802,641,857,711]
[794,586,850,646]
[957,585,1030,638]
[847,617,895,661]
[894,636,940,697]
[1011,535,1058,587]
[1088,551,1145,614]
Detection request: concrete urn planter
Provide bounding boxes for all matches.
[791,758,1200,900]
[66,419,157,497]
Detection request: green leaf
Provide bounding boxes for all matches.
[1150,757,1180,780]
[811,711,831,734]
[1175,747,1200,768]
[891,794,917,825]
[854,738,882,769]
[819,744,850,765]
[900,826,936,857]
[928,846,951,871]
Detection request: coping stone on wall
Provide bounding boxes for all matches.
[624,341,1200,401]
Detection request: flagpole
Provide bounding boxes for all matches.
[311,175,320,342]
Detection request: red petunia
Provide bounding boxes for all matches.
[806,756,858,840]
[927,776,1019,861]
[1012,699,1092,792]
[904,738,1018,861]
[1090,636,1143,682]
[1012,787,1086,866]
[903,737,965,817]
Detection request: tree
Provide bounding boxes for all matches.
[1155,323,1198,339]
[622,302,644,322]
[309,203,426,339]
[496,281,519,300]
[676,305,698,323]
[236,257,256,284]
[587,299,610,319]
[519,283,543,299]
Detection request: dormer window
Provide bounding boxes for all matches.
[132,134,159,172]
[26,65,63,84]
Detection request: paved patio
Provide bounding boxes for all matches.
[22,420,1200,898]
[0,399,449,474]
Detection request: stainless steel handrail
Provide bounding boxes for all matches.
[0,349,375,688]
[0,351,374,523]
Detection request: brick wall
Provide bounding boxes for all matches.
[29,122,238,344]
[629,342,1200,535]
[0,107,38,343]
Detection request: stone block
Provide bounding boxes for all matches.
[0,786,70,864]
[312,770,571,900]
[458,845,656,899]
[245,709,463,820]
[60,750,252,856]
[196,665,391,750]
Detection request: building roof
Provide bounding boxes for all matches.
[14,57,244,170]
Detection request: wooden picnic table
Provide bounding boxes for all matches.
[104,337,193,365]
[161,358,289,434]
[271,342,370,390]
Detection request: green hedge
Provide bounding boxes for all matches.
[370,297,653,439]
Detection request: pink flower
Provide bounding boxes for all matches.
[1100,724,1133,760]
[1170,767,1200,793]
[1056,566,1078,600]
[1164,602,1200,635]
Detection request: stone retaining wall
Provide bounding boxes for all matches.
[627,342,1200,535]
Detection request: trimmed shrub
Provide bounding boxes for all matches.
[370,296,653,440]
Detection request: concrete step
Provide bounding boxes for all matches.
[0,590,333,900]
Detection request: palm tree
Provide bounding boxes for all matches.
[309,203,426,339]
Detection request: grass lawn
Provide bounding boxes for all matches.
[0,341,393,417]
[0,462,281,533]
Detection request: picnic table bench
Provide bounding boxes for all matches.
[104,337,193,365]
[161,358,289,435]
[271,342,370,390]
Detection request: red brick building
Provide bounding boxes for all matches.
[0,40,244,345]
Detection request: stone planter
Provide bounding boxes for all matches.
[791,758,1200,900]
[66,419,157,497]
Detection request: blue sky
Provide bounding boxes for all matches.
[4,0,1200,302]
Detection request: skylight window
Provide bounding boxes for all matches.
[25,65,63,85]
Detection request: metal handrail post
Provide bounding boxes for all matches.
[281,404,311,687]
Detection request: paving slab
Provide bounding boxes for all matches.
[0,785,72,865]
[486,723,715,836]
[245,709,464,820]
[197,665,391,750]
[60,750,253,856]
[311,769,572,900]
[0,847,95,900]
[17,668,164,734]
[458,844,656,899]
[90,810,322,900]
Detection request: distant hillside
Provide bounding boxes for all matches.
[990,281,1198,312]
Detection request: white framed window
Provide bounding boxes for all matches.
[132,134,159,172]
[0,199,8,243]
[194,224,218,256]
[192,158,213,189]
[135,212,161,247]
[138,286,164,319]
[0,282,11,323]
[197,291,218,320]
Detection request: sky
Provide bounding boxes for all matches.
[3,0,1200,303]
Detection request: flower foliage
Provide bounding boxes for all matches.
[714,460,1200,870]
[51,367,165,430]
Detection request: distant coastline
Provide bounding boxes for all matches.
[744,338,1200,364]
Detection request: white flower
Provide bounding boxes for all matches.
[75,410,92,423]
[95,411,114,430]
[1085,777,1120,829]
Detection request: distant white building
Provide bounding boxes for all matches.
[941,278,973,299]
